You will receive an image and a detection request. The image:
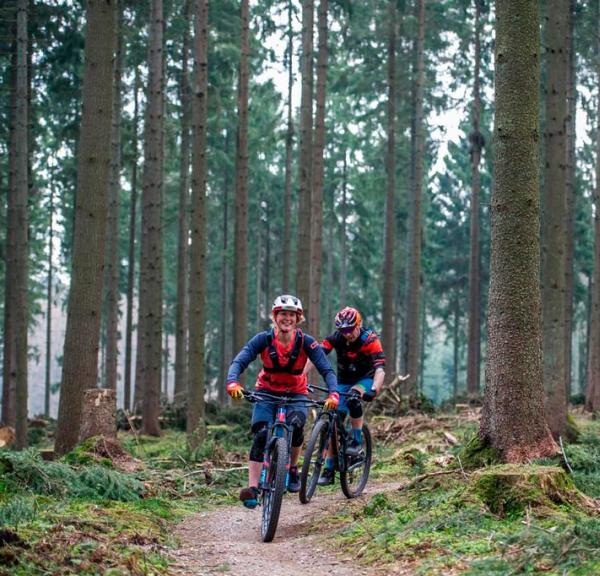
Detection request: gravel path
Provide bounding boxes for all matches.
[170,482,403,576]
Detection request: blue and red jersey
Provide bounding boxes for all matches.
[227,329,337,395]
[321,327,386,385]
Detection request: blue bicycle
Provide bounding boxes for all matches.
[243,390,317,542]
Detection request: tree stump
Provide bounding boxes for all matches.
[78,388,117,443]
[472,464,597,516]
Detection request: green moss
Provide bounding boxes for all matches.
[458,434,500,469]
[472,465,579,516]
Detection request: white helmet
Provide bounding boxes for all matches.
[272,294,303,316]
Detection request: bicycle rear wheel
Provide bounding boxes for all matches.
[339,424,372,499]
[299,417,330,504]
[261,436,288,542]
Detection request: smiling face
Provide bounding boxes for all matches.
[274,309,298,333]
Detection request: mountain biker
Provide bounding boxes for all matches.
[226,294,339,508]
[317,306,386,486]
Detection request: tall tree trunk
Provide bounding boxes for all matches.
[233,0,250,369]
[163,331,169,398]
[187,0,209,445]
[139,0,164,436]
[296,0,314,309]
[218,133,231,406]
[125,66,140,413]
[382,0,397,375]
[466,0,483,396]
[586,3,600,412]
[55,0,116,455]
[13,0,29,448]
[282,0,294,294]
[480,0,556,463]
[402,0,425,398]
[104,4,124,392]
[309,0,328,337]
[340,148,348,305]
[174,0,192,408]
[3,34,18,428]
[564,0,576,400]
[541,0,569,438]
[255,206,263,331]
[44,186,54,419]
[453,293,459,403]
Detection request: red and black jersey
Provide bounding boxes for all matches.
[322,327,385,384]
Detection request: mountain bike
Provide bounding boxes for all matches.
[299,384,372,503]
[243,390,317,542]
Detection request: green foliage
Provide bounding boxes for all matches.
[457,433,499,469]
[0,449,143,501]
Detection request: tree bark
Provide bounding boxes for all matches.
[139,0,164,436]
[282,0,294,294]
[104,3,124,392]
[296,0,314,310]
[187,0,208,445]
[340,149,348,305]
[125,66,140,413]
[480,0,557,463]
[218,132,231,406]
[174,0,192,408]
[541,0,569,437]
[309,0,328,337]
[3,31,18,428]
[402,0,425,398]
[586,0,600,412]
[44,185,54,419]
[382,0,397,376]
[564,0,576,400]
[466,0,483,396]
[233,0,250,369]
[55,0,116,455]
[13,0,29,449]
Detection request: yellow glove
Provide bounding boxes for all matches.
[226,382,244,401]
[324,392,340,411]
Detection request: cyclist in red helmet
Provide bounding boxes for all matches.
[226,294,339,508]
[317,306,386,485]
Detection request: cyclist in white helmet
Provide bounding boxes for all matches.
[227,294,339,508]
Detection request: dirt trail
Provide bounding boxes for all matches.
[170,481,403,576]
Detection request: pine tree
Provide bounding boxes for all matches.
[480,0,556,462]
[55,0,117,455]
[541,0,569,437]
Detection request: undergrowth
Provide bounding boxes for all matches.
[328,415,600,576]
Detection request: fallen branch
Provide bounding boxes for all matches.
[397,469,466,492]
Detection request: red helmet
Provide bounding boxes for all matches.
[335,307,362,332]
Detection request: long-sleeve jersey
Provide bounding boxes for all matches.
[322,327,386,384]
[227,329,337,395]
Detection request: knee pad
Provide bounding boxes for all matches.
[347,395,363,419]
[288,412,306,448]
[249,423,268,462]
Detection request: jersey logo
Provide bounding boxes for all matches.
[310,340,318,350]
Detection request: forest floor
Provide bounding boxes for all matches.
[1,405,600,575]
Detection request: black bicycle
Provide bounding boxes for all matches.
[299,384,372,503]
[243,390,317,542]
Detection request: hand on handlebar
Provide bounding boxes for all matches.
[324,392,340,411]
[226,381,244,401]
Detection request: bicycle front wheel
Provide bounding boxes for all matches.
[299,417,330,504]
[261,436,288,542]
[340,424,372,499]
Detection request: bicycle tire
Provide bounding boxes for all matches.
[339,423,372,499]
[299,417,330,504]
[261,436,288,542]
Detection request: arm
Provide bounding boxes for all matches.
[304,336,333,375]
[372,366,385,396]
[365,334,386,396]
[304,335,337,393]
[226,332,269,384]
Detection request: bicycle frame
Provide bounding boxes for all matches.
[260,405,294,493]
